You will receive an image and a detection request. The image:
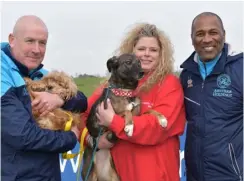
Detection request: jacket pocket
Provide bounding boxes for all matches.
[228,143,242,181]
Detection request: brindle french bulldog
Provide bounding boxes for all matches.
[82,53,143,181]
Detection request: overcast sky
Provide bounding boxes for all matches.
[1,1,243,76]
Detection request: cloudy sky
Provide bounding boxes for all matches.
[1,1,243,76]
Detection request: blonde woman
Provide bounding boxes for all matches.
[82,23,186,181]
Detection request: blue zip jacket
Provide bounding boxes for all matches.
[1,42,87,181]
[180,44,243,181]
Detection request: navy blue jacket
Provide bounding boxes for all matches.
[180,44,243,181]
[1,42,87,181]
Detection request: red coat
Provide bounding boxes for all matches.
[81,73,186,181]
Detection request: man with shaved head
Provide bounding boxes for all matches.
[1,15,87,181]
[180,12,243,181]
[9,15,49,71]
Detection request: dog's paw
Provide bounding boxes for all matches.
[126,103,133,111]
[124,124,134,137]
[158,117,168,128]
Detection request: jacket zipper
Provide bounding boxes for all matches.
[201,63,207,90]
[199,63,207,181]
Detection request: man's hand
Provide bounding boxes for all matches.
[31,92,64,116]
[98,132,114,149]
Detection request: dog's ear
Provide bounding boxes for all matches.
[107,56,118,72]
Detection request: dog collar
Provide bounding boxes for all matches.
[111,88,134,97]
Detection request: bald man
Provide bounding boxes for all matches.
[1,15,87,181]
[180,12,243,181]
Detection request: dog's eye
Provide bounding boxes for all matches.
[47,86,53,90]
[126,61,131,64]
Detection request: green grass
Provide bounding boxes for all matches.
[74,76,105,97]
[74,70,181,97]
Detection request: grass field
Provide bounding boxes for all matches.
[74,71,181,97]
[74,76,105,97]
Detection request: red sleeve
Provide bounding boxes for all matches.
[108,75,186,145]
[79,86,104,145]
[79,85,104,144]
[80,86,104,125]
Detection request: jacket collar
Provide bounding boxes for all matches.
[180,43,234,76]
[1,43,44,79]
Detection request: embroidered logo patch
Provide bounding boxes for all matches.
[187,77,193,88]
[217,74,231,88]
[213,74,232,97]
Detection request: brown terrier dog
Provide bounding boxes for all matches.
[24,71,82,131]
[82,53,142,181]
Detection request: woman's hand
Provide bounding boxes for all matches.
[96,99,115,127]
[98,132,114,149]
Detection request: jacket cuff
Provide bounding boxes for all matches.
[62,91,87,113]
[109,114,125,135]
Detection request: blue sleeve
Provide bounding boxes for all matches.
[1,89,77,152]
[62,91,87,112]
[1,72,77,153]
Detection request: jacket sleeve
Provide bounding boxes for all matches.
[80,86,104,144]
[81,87,103,124]
[109,75,186,145]
[1,67,78,153]
[1,88,78,152]
[62,91,87,113]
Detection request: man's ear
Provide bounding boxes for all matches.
[8,33,15,48]
[107,56,118,73]
[223,30,226,42]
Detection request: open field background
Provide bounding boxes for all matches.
[73,71,181,96]
[74,76,105,96]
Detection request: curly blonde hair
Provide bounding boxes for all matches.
[114,23,174,92]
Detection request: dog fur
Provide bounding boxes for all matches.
[24,71,82,130]
[82,53,142,181]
